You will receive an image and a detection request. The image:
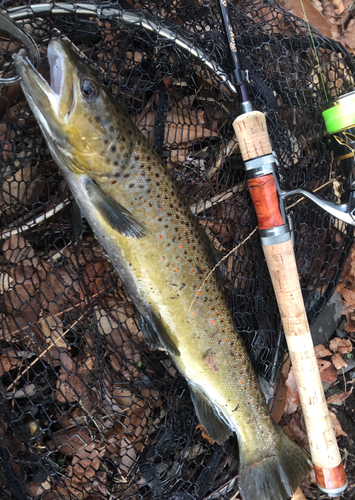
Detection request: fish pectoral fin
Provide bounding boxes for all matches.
[187,382,233,445]
[137,311,180,357]
[85,179,147,238]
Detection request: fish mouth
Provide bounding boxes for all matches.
[13,38,74,124]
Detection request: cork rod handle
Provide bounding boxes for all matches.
[233,111,347,494]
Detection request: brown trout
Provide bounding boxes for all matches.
[14,39,311,499]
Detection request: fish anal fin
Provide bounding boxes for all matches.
[188,382,233,445]
[137,311,180,357]
[85,178,147,238]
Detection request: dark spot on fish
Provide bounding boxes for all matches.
[164,225,169,228]
[122,136,126,142]
[95,116,100,123]
[156,182,160,187]
[157,194,161,198]
[167,243,171,247]
[113,161,119,167]
[167,212,172,216]
[186,223,190,228]
[123,153,128,159]
[147,156,151,160]
[188,259,192,263]
[119,145,125,152]
[175,228,179,232]
[115,172,121,177]
[124,173,130,178]
[129,183,135,188]
[147,189,151,194]
[111,146,117,153]
[147,166,151,171]
[190,230,194,235]
[110,180,117,185]
[135,155,139,161]
[158,217,162,222]
[193,246,196,250]
[109,125,114,132]
[138,185,144,189]
[155,173,160,178]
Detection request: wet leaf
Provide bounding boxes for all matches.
[327,388,353,405]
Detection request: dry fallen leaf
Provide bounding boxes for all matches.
[0,273,13,294]
[329,411,347,437]
[327,388,353,405]
[329,338,353,354]
[332,353,348,370]
[279,0,332,38]
[0,353,20,376]
[284,367,301,414]
[319,362,338,383]
[204,354,219,372]
[314,344,332,358]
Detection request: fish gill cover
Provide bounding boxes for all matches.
[0,0,353,499]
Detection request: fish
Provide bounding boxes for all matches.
[13,38,311,500]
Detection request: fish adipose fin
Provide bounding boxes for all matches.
[85,179,147,238]
[238,426,312,500]
[187,382,233,445]
[137,311,180,357]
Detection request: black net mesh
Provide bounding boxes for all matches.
[0,1,353,498]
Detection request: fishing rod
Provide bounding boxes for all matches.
[218,0,350,497]
[1,2,352,496]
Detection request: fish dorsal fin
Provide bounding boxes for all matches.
[85,179,147,238]
[187,382,233,445]
[137,311,180,357]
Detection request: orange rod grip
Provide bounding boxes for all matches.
[248,174,284,229]
[314,463,347,492]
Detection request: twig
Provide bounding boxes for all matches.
[0,200,70,240]
[190,184,243,215]
[286,178,340,211]
[188,227,258,314]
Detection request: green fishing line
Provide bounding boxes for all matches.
[299,0,328,102]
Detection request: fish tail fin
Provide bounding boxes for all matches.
[238,426,312,500]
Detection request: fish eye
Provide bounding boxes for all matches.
[81,80,97,100]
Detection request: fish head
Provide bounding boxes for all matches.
[13,38,136,176]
